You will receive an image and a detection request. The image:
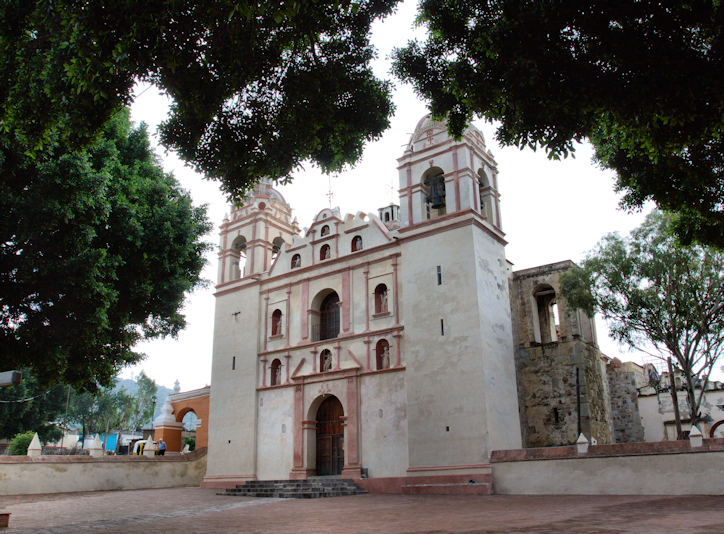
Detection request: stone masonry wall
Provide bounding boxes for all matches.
[515,340,612,447]
[511,261,612,448]
[607,368,645,443]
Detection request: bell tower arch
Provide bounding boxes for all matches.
[218,180,300,284]
[396,115,502,234]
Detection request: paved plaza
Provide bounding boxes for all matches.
[1,487,723,533]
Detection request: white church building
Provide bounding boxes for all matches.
[202,115,525,491]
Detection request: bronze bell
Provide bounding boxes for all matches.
[426,173,446,209]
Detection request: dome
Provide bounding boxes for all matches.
[253,178,287,205]
[409,114,486,147]
[412,114,447,141]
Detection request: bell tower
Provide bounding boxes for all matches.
[397,115,502,234]
[217,180,299,285]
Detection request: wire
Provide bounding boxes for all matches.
[0,391,51,403]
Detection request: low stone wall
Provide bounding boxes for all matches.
[491,439,724,495]
[0,448,207,496]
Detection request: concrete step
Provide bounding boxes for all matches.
[218,478,367,499]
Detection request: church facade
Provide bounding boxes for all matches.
[201,116,629,490]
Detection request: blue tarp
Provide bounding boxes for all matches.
[104,433,118,451]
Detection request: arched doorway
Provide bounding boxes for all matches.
[316,395,344,476]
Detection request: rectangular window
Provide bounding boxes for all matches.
[232,356,236,370]
[437,266,442,286]
[441,319,445,336]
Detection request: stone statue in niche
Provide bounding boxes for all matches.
[380,289,388,313]
[272,317,282,336]
[324,246,330,259]
[322,351,333,372]
[321,226,330,236]
[275,365,282,385]
[353,236,362,251]
[293,255,301,268]
[381,346,390,369]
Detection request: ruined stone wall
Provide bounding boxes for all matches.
[606,368,645,443]
[515,340,612,447]
[512,262,612,448]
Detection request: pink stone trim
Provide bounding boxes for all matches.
[301,279,309,340]
[344,224,369,234]
[363,264,370,332]
[452,149,461,212]
[346,349,362,368]
[342,269,351,332]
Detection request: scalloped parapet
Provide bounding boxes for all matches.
[268,208,393,277]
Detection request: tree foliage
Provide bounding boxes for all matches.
[123,371,159,431]
[392,0,724,247]
[0,370,65,442]
[560,211,724,427]
[68,386,134,440]
[0,110,211,392]
[0,0,397,199]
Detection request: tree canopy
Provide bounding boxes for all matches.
[0,370,66,443]
[392,0,724,247]
[1,0,397,200]
[0,110,211,392]
[560,211,724,427]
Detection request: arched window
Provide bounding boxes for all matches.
[320,349,333,372]
[320,244,331,261]
[423,172,446,219]
[321,225,330,236]
[231,236,247,279]
[271,309,282,337]
[532,284,558,344]
[271,237,285,263]
[374,284,388,314]
[270,359,282,386]
[319,292,340,341]
[478,170,494,222]
[376,340,390,370]
[351,236,363,252]
[291,254,301,269]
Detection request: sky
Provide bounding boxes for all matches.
[124,0,655,392]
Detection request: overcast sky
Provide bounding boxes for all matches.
[125,0,655,393]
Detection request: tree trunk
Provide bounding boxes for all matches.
[668,357,684,440]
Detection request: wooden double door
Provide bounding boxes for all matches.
[316,395,344,476]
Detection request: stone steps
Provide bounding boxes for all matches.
[219,478,367,499]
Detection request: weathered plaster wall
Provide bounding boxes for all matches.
[401,222,521,468]
[491,440,724,495]
[0,448,207,496]
[359,371,408,478]
[205,282,261,480]
[256,387,294,480]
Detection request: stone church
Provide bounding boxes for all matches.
[201,115,638,491]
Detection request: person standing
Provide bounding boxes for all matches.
[158,439,167,456]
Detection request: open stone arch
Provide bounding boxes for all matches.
[531,283,560,344]
[153,387,210,454]
[420,166,447,219]
[477,167,495,222]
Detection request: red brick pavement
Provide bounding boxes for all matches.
[1,487,722,533]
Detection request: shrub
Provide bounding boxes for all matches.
[9,431,37,455]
